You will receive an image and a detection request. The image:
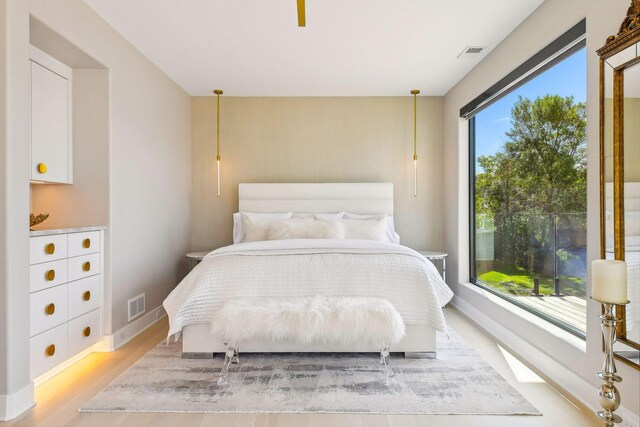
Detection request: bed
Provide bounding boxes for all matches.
[605,182,640,343]
[163,183,453,357]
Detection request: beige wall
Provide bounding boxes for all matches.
[2,0,191,415]
[442,0,638,419]
[624,98,640,182]
[26,0,193,335]
[191,96,443,251]
[604,98,640,182]
[1,0,32,415]
[31,69,110,228]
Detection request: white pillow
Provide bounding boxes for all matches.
[626,211,640,235]
[292,212,345,220]
[341,217,388,241]
[267,217,344,240]
[342,213,400,243]
[233,212,293,243]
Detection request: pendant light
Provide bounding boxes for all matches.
[411,89,420,197]
[213,89,223,197]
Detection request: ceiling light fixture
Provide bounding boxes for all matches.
[297,0,306,27]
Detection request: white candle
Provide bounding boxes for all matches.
[591,259,627,304]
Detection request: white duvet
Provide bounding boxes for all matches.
[163,239,454,339]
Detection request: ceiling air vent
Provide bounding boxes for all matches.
[457,46,486,59]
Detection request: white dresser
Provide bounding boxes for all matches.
[29,227,105,380]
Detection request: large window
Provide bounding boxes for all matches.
[467,23,587,337]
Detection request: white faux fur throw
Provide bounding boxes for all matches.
[211,297,406,347]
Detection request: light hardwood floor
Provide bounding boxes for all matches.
[4,307,600,427]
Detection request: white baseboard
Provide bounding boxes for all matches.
[1,306,166,420]
[33,342,106,386]
[0,382,35,422]
[102,305,166,351]
[452,294,640,427]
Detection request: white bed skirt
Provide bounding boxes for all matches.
[181,323,437,355]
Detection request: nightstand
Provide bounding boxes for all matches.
[186,251,211,272]
[417,251,448,281]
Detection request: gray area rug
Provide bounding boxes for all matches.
[81,331,540,415]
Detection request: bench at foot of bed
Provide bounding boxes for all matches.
[210,296,407,384]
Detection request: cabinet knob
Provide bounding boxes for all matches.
[83,261,91,272]
[83,238,91,249]
[45,269,55,281]
[45,243,55,255]
[45,344,56,357]
[83,327,91,337]
[37,163,47,174]
[45,303,55,315]
[83,290,91,301]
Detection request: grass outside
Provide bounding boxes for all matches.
[477,262,586,297]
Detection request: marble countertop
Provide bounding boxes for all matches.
[29,225,107,236]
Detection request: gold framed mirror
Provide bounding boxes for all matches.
[598,0,640,369]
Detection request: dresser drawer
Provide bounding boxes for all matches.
[30,285,68,337]
[68,275,100,319]
[68,309,101,357]
[30,323,68,379]
[68,253,100,282]
[30,259,67,293]
[30,234,68,265]
[68,231,100,257]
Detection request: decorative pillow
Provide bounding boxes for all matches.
[233,212,293,243]
[342,213,400,243]
[267,217,344,240]
[341,217,388,241]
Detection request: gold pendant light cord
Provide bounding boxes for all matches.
[411,89,420,197]
[213,89,223,196]
[413,92,417,162]
[216,91,221,162]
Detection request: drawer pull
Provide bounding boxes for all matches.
[83,261,91,272]
[45,243,55,255]
[83,238,91,249]
[45,344,56,357]
[83,326,91,337]
[83,290,91,301]
[45,269,56,281]
[37,163,47,174]
[45,303,55,315]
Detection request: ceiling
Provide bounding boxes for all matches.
[83,0,544,96]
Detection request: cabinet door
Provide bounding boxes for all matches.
[31,60,70,183]
[30,323,68,379]
[30,284,68,337]
[68,309,101,357]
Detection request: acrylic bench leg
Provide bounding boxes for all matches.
[218,344,239,385]
[230,347,239,364]
[380,346,393,378]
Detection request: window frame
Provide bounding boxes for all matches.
[466,21,587,340]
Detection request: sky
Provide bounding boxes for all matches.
[474,48,587,170]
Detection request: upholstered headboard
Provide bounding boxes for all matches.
[605,182,640,212]
[238,183,393,215]
[605,182,640,249]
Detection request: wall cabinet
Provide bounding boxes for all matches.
[30,46,73,184]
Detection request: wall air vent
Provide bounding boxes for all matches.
[457,46,486,59]
[128,293,146,321]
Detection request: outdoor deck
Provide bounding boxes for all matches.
[514,294,587,333]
